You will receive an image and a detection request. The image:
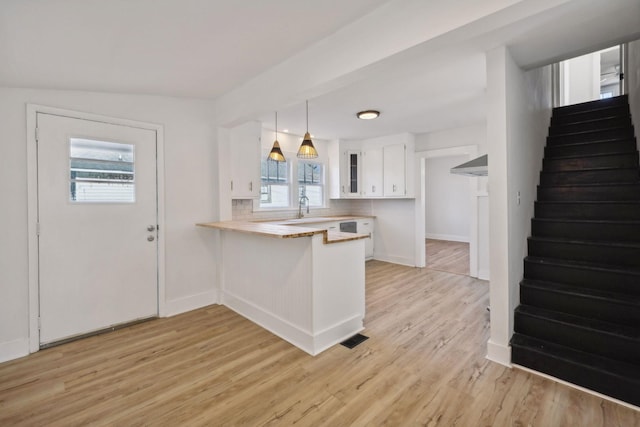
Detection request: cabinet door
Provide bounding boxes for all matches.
[343,150,361,197]
[383,143,406,197]
[362,147,383,198]
[357,219,374,260]
[230,122,261,198]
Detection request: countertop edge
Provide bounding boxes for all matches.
[196,221,369,244]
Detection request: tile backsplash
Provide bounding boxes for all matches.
[232,198,373,221]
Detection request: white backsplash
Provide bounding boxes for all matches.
[232,198,373,221]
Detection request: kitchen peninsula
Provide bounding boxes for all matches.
[197,220,369,355]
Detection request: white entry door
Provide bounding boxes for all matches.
[37,113,159,346]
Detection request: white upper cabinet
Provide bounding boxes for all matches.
[230,121,261,199]
[343,150,362,197]
[362,147,383,198]
[383,143,406,197]
[329,133,414,199]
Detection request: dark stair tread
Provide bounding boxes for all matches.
[521,279,640,306]
[536,200,640,206]
[528,235,640,249]
[542,151,638,161]
[511,333,640,379]
[551,114,630,126]
[525,255,640,276]
[553,95,629,114]
[539,181,640,187]
[545,137,637,148]
[533,217,640,225]
[515,304,640,340]
[541,166,639,172]
[550,126,633,138]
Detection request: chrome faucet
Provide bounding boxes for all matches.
[298,195,310,218]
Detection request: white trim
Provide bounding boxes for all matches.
[486,339,511,367]
[513,364,640,412]
[373,254,416,267]
[425,233,469,243]
[477,269,490,281]
[223,288,364,356]
[165,291,218,317]
[415,145,480,277]
[0,338,30,364]
[26,104,166,353]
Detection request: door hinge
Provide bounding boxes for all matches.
[38,317,41,330]
[36,222,41,236]
[35,127,40,142]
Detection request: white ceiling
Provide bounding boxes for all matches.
[0,0,389,98]
[2,0,640,141]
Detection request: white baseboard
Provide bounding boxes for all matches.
[477,268,490,281]
[373,254,415,267]
[165,290,218,317]
[0,338,29,364]
[223,291,362,356]
[486,339,511,367]
[425,233,470,243]
[312,316,364,355]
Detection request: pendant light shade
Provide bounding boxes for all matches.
[268,112,285,162]
[297,100,318,159]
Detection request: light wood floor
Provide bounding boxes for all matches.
[1,262,638,426]
[426,238,470,276]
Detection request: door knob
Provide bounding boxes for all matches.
[147,235,155,242]
[147,225,156,232]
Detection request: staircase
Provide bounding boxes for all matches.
[511,95,640,407]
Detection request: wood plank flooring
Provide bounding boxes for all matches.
[426,238,470,276]
[1,261,638,426]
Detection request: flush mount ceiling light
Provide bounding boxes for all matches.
[267,112,285,162]
[357,110,380,120]
[297,100,318,159]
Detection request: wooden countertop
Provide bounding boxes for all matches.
[196,221,369,244]
[258,215,374,226]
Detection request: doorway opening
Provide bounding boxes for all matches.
[555,44,625,107]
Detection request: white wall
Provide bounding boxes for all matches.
[561,52,600,105]
[0,87,218,362]
[628,39,640,147]
[371,198,416,267]
[486,46,552,366]
[425,155,470,242]
[415,122,487,152]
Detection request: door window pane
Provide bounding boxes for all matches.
[70,138,135,203]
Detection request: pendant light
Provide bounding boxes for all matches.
[267,112,285,162]
[297,100,318,159]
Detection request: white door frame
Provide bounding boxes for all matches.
[415,145,480,278]
[26,104,166,353]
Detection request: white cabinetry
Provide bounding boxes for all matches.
[357,219,374,260]
[362,147,383,198]
[343,150,361,197]
[383,143,407,197]
[329,133,414,199]
[230,121,261,199]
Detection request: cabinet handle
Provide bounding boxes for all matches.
[372,185,376,193]
[231,180,234,191]
[393,184,397,192]
[342,185,344,193]
[249,181,253,191]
